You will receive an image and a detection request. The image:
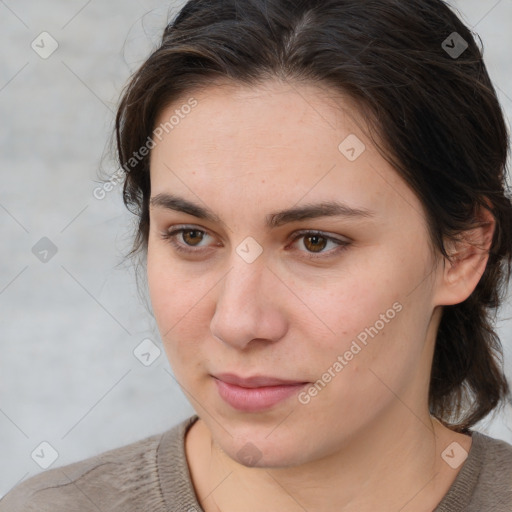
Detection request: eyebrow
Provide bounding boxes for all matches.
[150,193,375,228]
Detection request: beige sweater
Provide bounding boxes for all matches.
[1,415,511,511]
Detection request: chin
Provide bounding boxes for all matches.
[208,419,313,468]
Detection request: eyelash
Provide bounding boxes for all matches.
[159,225,350,260]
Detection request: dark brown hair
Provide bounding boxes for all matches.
[115,0,512,431]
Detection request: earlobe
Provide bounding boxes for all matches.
[435,204,495,306]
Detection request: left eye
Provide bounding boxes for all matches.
[160,227,350,259]
[287,230,350,259]
[292,232,340,254]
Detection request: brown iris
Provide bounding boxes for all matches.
[303,234,327,253]
[182,230,204,246]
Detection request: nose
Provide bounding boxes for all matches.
[210,257,288,350]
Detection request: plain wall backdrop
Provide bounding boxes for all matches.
[1,0,511,498]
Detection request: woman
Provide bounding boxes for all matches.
[2,0,511,510]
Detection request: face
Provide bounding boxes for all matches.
[147,79,442,468]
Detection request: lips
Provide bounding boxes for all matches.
[211,373,309,412]
[212,372,308,388]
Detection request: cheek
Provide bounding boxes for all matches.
[300,253,429,383]
[146,243,208,349]
[307,292,433,420]
[302,265,400,350]
[147,269,208,385]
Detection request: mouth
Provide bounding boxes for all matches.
[211,373,310,412]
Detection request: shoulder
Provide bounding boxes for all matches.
[0,420,190,512]
[433,429,512,512]
[472,431,512,504]
[446,430,512,512]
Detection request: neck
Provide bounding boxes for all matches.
[194,410,471,512]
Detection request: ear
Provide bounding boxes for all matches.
[433,203,495,307]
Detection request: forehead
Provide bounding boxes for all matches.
[153,79,363,153]
[148,79,422,226]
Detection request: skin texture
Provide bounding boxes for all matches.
[147,79,494,511]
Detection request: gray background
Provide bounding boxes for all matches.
[1,0,511,498]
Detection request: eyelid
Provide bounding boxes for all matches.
[165,225,217,243]
[161,224,351,259]
[164,224,351,242]
[290,228,351,244]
